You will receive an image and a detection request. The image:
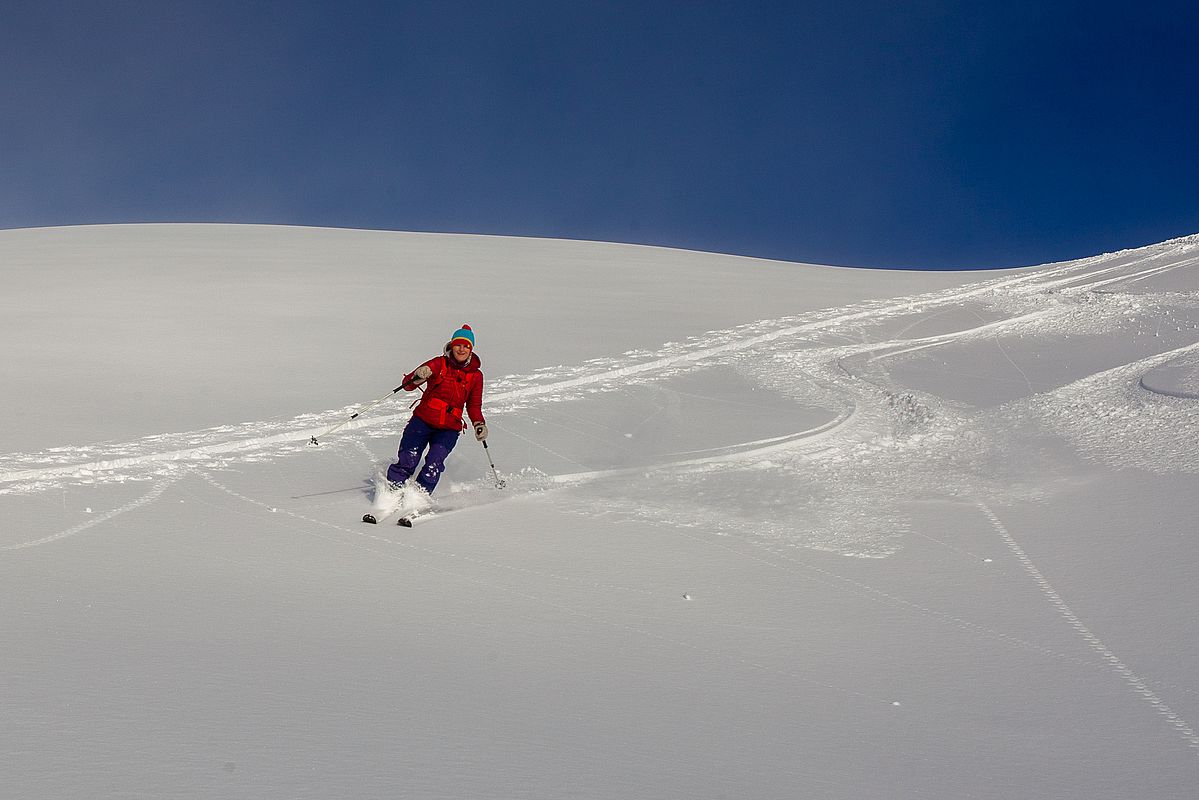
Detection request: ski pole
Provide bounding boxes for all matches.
[481,440,506,489]
[309,383,406,445]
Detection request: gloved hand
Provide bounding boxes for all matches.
[474,421,488,442]
[406,364,433,389]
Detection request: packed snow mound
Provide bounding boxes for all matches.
[1141,352,1199,399]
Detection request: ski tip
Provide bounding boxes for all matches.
[362,513,378,524]
[397,517,413,527]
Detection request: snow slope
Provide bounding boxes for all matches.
[2,225,1198,798]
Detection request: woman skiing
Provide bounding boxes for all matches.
[386,324,487,497]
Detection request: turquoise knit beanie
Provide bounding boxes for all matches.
[450,324,475,348]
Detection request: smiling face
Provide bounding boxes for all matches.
[451,342,473,363]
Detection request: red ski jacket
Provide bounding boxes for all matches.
[403,350,485,432]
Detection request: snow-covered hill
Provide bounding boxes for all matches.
[3,225,1198,798]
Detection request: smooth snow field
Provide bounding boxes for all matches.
[2,224,1198,799]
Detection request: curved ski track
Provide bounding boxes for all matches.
[5,236,1198,762]
[0,237,1196,495]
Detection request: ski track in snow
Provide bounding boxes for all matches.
[5,235,1198,764]
[654,502,1199,715]
[981,502,1199,755]
[191,468,897,707]
[0,473,180,551]
[1029,340,1199,474]
[201,461,1199,723]
[3,236,1198,565]
[2,235,1197,563]
[3,235,1195,502]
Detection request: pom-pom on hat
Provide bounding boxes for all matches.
[450,324,475,348]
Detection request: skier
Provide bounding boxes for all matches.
[385,324,487,498]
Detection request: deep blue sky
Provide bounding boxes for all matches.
[2,1,1196,268]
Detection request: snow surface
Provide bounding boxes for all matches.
[3,224,1198,798]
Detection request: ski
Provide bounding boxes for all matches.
[363,509,432,526]
[363,487,434,526]
[362,478,431,526]
[395,510,436,527]
[363,508,403,525]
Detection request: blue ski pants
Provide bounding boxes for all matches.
[386,416,460,494]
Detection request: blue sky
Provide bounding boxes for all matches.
[1,1,1196,268]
